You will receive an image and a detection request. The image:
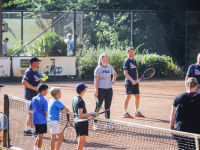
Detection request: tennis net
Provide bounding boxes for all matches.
[4,94,200,150]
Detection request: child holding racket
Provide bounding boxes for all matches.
[28,83,48,150]
[72,83,97,150]
[48,87,69,150]
[123,47,144,118]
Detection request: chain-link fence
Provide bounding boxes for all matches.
[2,9,200,68]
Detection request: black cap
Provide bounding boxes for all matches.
[76,83,88,91]
[30,57,42,64]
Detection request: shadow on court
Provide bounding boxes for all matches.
[136,117,170,124]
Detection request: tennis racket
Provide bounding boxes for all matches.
[196,85,200,94]
[96,98,105,111]
[0,112,8,131]
[75,109,109,122]
[137,68,155,82]
[95,98,109,118]
[62,114,77,143]
[0,112,8,144]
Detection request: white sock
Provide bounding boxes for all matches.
[135,109,139,113]
[31,127,35,133]
[124,109,127,114]
[25,126,30,131]
[34,146,38,150]
[38,148,41,150]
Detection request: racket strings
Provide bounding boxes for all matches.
[143,69,155,79]
[0,113,8,130]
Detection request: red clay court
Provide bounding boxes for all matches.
[0,79,185,129]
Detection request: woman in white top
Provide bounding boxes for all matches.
[93,54,117,130]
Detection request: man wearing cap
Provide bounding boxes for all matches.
[22,57,42,136]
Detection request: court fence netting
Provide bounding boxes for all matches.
[2,94,200,150]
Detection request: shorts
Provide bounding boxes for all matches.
[26,102,33,113]
[74,121,88,137]
[48,121,60,134]
[34,124,47,134]
[125,83,140,94]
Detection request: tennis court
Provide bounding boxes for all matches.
[0,79,188,149]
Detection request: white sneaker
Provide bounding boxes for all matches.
[93,124,99,130]
[105,123,114,130]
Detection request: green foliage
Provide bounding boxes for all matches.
[7,41,31,56]
[188,30,200,67]
[76,46,184,79]
[33,32,67,56]
[81,12,131,50]
[135,54,182,77]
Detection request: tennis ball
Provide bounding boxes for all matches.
[43,74,46,78]
[45,76,48,80]
[41,78,46,82]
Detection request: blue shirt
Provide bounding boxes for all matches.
[48,98,65,121]
[2,42,7,54]
[22,67,41,100]
[29,94,48,124]
[69,39,76,53]
[186,64,200,84]
[123,58,137,84]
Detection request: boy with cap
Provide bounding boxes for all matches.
[28,83,48,150]
[48,87,69,150]
[22,56,42,136]
[73,83,97,150]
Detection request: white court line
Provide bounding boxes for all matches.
[10,146,25,150]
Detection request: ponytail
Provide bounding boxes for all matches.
[187,77,197,90]
[98,54,108,66]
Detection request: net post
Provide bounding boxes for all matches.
[195,134,199,150]
[3,94,9,147]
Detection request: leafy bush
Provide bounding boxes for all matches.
[76,46,184,79]
[33,32,67,56]
[7,41,30,56]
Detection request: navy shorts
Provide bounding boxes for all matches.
[125,83,140,94]
[34,124,47,134]
[74,121,88,137]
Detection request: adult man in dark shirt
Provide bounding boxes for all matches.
[185,53,200,88]
[22,57,42,136]
[123,47,144,118]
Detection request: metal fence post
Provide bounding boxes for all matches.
[0,0,2,55]
[185,11,188,70]
[73,9,76,56]
[3,94,9,147]
[21,11,23,47]
[131,11,134,47]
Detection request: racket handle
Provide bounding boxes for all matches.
[95,98,99,103]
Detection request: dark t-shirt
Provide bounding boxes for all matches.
[186,63,200,84]
[72,95,87,120]
[172,92,200,133]
[22,67,41,100]
[123,58,137,84]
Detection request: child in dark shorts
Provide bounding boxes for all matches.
[72,83,97,150]
[28,83,48,150]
